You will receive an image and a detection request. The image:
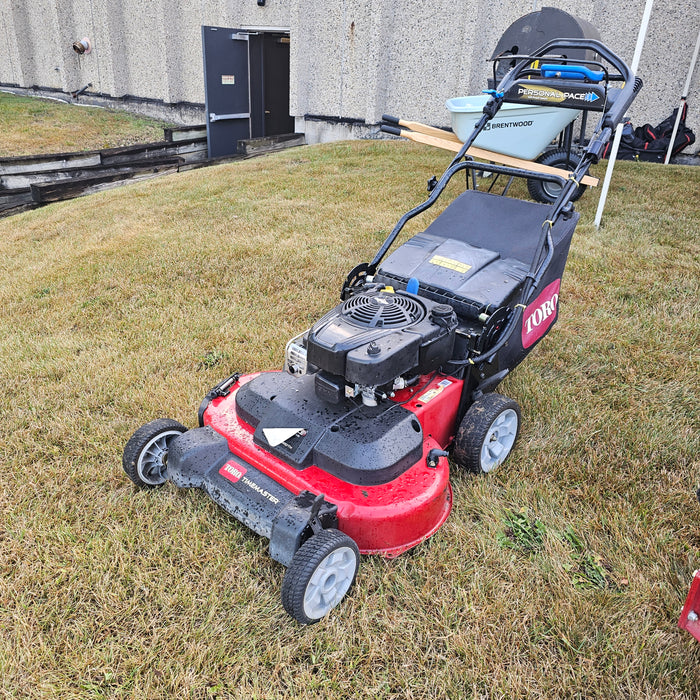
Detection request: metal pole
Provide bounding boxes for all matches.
[663,26,700,165]
[594,0,654,229]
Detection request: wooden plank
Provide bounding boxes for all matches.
[30,164,180,204]
[0,188,33,212]
[177,153,249,173]
[396,128,599,187]
[0,137,206,176]
[1,156,184,189]
[176,145,209,164]
[0,151,101,175]
[237,133,306,156]
[0,201,38,218]
[164,124,207,142]
[392,118,461,143]
[100,139,206,165]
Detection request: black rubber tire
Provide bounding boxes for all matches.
[527,148,587,204]
[122,418,187,488]
[281,529,360,625]
[451,393,521,474]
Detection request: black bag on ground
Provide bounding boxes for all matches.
[603,103,696,162]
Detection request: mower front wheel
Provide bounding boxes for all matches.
[282,529,360,625]
[452,393,521,473]
[123,418,187,488]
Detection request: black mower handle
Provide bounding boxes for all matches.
[497,38,641,131]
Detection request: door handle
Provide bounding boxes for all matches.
[209,112,250,123]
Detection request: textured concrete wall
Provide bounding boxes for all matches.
[0,0,698,141]
[290,0,700,140]
[0,0,290,103]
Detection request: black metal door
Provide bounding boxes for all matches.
[262,34,294,137]
[202,26,251,158]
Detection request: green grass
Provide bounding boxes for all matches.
[0,92,173,156]
[0,139,698,698]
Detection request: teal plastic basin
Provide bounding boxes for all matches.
[446,95,579,160]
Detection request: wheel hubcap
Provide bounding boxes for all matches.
[136,430,182,485]
[481,409,518,472]
[303,546,357,620]
[543,181,562,200]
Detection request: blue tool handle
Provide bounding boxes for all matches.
[541,64,605,82]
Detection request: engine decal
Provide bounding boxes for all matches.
[522,278,561,348]
[429,255,472,274]
[417,378,453,403]
[219,460,247,483]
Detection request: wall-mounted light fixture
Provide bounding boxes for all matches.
[72,37,92,55]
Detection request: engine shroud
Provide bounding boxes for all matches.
[305,289,457,388]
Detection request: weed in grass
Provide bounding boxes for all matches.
[198,349,229,370]
[497,508,547,554]
[562,527,617,591]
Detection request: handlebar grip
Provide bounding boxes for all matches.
[381,124,402,136]
[540,64,605,82]
[381,114,400,125]
[604,77,643,129]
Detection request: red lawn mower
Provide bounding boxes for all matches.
[123,40,641,623]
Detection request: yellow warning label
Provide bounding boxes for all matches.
[417,379,452,404]
[418,388,441,403]
[429,255,472,274]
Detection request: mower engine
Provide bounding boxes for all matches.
[285,286,458,406]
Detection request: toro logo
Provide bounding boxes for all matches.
[219,460,247,483]
[522,278,561,349]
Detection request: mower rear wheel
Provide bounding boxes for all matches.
[282,529,360,625]
[123,418,187,488]
[527,148,587,204]
[452,393,521,473]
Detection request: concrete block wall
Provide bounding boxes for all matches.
[0,0,698,142]
[0,0,290,112]
[290,0,700,141]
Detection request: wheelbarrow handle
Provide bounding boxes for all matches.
[382,114,400,125]
[380,124,402,136]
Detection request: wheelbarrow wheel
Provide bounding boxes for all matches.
[528,148,587,204]
[282,529,360,625]
[123,418,187,488]
[452,393,521,473]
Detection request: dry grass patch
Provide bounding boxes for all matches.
[0,92,173,156]
[0,141,698,698]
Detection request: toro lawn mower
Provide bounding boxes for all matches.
[123,40,641,624]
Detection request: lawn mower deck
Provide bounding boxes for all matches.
[123,39,641,624]
[171,370,458,558]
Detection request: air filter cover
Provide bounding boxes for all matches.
[306,289,457,388]
[341,291,426,328]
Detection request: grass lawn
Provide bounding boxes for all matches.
[0,138,698,698]
[0,92,173,156]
